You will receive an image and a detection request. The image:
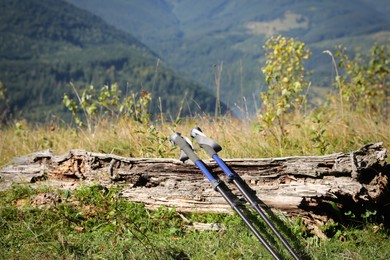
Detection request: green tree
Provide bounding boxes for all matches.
[334,44,390,114]
[259,35,310,141]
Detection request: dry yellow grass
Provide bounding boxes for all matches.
[1,106,389,167]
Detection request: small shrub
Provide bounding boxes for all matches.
[259,35,311,147]
[63,82,151,131]
[333,44,390,114]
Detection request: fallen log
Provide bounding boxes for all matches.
[1,142,389,231]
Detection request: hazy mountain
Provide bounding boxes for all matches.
[65,0,390,113]
[0,0,223,122]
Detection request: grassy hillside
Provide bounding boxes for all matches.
[0,0,224,122]
[66,0,390,113]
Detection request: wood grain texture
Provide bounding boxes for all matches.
[1,143,389,228]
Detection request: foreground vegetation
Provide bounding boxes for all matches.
[1,184,388,259]
[1,36,389,258]
[0,109,389,166]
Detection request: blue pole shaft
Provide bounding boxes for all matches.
[212,153,300,260]
[212,154,236,179]
[194,160,220,189]
[194,159,281,259]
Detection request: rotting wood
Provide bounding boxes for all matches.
[1,142,389,230]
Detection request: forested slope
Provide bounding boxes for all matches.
[0,0,223,122]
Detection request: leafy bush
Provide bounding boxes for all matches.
[334,44,390,114]
[258,35,310,149]
[63,83,151,131]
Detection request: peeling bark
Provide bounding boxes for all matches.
[1,143,389,229]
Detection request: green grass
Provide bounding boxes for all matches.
[1,184,389,259]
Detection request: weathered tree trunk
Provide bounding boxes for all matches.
[1,142,389,231]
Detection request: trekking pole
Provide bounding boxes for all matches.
[190,127,300,260]
[169,132,282,260]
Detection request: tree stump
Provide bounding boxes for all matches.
[1,142,389,231]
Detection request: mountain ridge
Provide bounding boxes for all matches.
[0,0,224,122]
